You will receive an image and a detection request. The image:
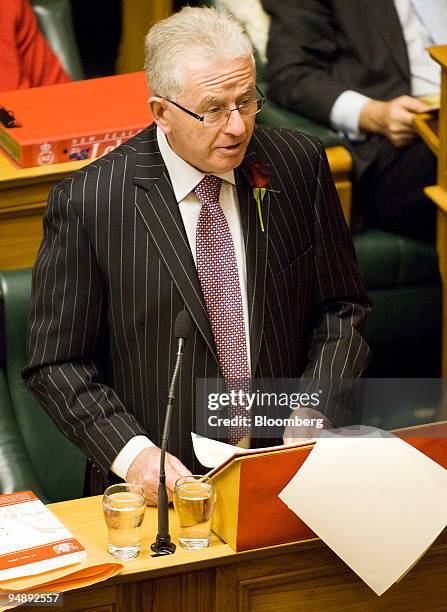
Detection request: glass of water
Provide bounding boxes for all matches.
[103,483,146,560]
[174,475,216,551]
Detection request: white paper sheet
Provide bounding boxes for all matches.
[278,426,447,595]
[191,433,239,468]
[191,432,314,469]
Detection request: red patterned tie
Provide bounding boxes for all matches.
[195,175,251,444]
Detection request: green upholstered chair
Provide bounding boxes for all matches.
[31,0,84,81]
[354,231,441,376]
[0,367,46,498]
[0,268,86,502]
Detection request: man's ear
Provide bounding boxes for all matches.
[149,97,171,135]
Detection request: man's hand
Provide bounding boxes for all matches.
[359,95,431,148]
[126,447,192,505]
[283,407,333,445]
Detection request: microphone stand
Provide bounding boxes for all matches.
[150,336,186,555]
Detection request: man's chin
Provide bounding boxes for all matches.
[211,149,246,173]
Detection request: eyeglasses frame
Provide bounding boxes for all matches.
[162,85,266,126]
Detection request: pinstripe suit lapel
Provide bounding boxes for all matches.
[132,126,219,363]
[236,150,270,376]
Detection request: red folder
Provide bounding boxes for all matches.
[0,72,152,168]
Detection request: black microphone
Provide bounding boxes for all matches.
[151,310,192,555]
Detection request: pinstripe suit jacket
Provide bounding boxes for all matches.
[23,123,371,485]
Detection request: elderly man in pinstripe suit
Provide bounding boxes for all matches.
[23,7,371,503]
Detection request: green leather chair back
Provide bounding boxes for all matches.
[31,0,84,81]
[0,367,46,497]
[0,268,86,502]
[353,230,441,346]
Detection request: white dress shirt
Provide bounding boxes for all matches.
[111,126,250,479]
[330,0,443,140]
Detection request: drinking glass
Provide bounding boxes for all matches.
[174,476,216,551]
[102,483,146,560]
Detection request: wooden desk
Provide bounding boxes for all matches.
[326,145,352,224]
[0,145,352,272]
[414,45,447,377]
[25,495,447,612]
[0,153,89,270]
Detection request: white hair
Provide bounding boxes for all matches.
[144,6,254,99]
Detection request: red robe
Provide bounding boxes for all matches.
[0,0,71,92]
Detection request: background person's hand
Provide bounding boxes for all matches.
[359,95,430,148]
[126,447,192,505]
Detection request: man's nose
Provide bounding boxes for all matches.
[223,109,247,136]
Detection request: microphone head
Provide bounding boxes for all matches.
[175,310,192,340]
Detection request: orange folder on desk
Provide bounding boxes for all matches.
[211,444,317,552]
[210,422,447,552]
[0,72,152,168]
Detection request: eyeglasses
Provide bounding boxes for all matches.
[163,85,266,128]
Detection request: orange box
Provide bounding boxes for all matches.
[0,72,152,168]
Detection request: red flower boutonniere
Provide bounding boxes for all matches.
[243,160,279,232]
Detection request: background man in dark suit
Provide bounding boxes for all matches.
[262,0,444,240]
[23,6,371,503]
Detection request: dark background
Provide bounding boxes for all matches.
[69,1,200,78]
[70,0,122,78]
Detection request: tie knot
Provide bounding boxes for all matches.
[194,175,222,205]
